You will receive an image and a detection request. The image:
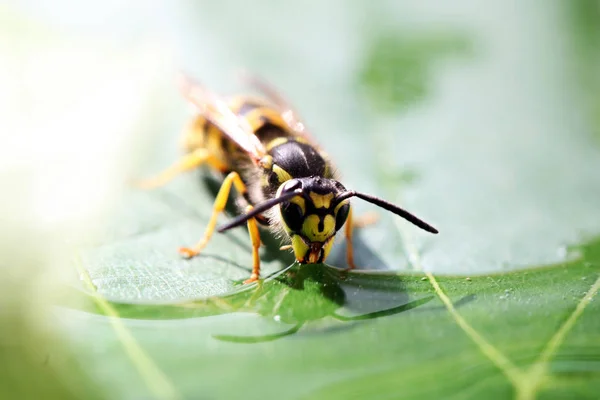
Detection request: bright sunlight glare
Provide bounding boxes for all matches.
[0,37,172,227]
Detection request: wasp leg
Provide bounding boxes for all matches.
[136,148,228,189]
[179,172,247,258]
[345,209,380,270]
[244,205,262,284]
[345,206,357,270]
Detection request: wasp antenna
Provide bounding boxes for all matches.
[218,189,303,233]
[338,191,439,234]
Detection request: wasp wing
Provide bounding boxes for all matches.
[239,72,321,148]
[178,73,267,163]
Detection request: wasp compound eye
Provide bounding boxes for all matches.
[281,201,304,232]
[335,203,350,231]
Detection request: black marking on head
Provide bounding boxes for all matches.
[304,201,334,217]
[269,140,326,179]
[317,216,325,232]
[301,176,346,196]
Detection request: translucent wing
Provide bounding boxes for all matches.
[178,73,267,163]
[239,72,320,148]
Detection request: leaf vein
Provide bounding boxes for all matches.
[516,274,600,400]
[75,257,180,400]
[395,220,524,388]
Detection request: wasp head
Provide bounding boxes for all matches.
[277,177,350,264]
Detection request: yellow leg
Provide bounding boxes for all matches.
[243,205,262,284]
[179,172,247,258]
[345,206,357,270]
[136,148,228,189]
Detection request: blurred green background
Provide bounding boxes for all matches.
[1,1,600,399]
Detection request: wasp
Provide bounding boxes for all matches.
[138,74,438,284]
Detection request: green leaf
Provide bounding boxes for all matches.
[47,2,600,400]
[64,244,600,400]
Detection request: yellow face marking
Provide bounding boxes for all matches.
[273,164,292,183]
[289,196,306,214]
[295,137,309,145]
[321,236,335,262]
[266,137,289,151]
[309,192,334,209]
[302,214,335,242]
[291,235,310,262]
